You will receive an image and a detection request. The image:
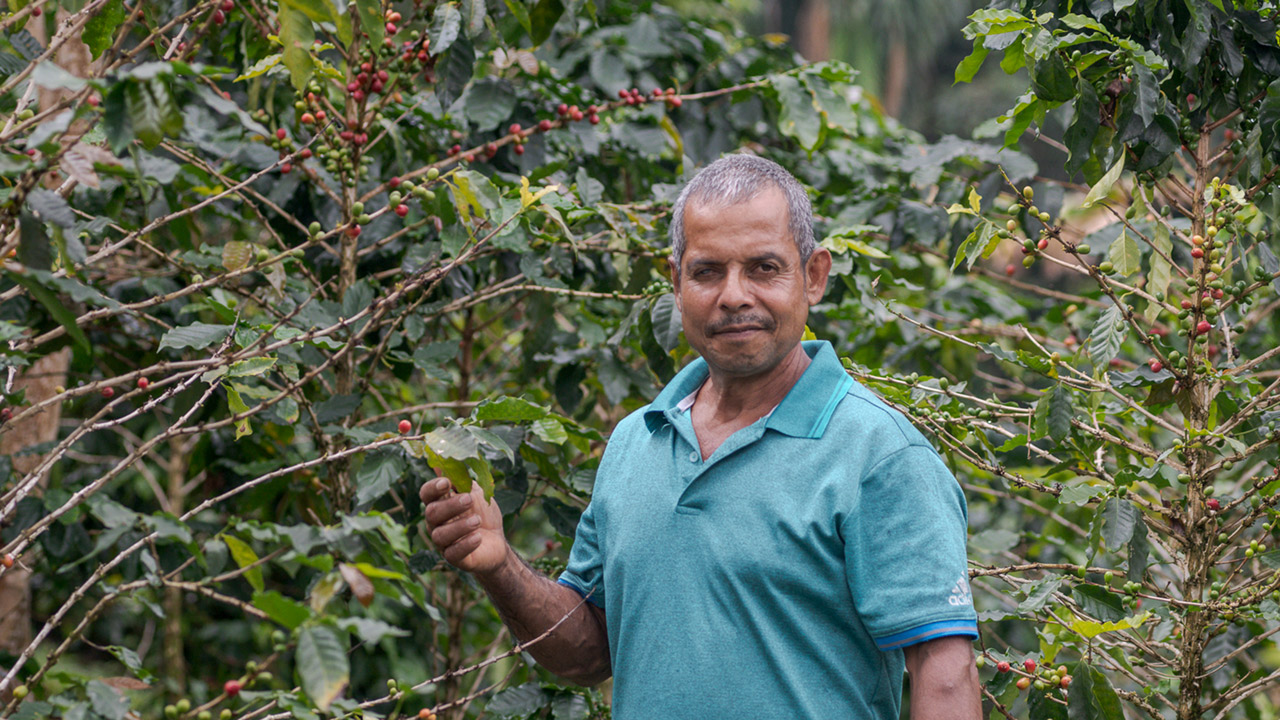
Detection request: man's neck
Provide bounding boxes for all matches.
[698,343,811,426]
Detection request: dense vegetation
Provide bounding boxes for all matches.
[4,0,1280,718]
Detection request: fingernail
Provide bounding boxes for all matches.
[436,478,449,490]
[467,516,480,527]
[458,494,472,506]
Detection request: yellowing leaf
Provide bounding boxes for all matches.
[1082,153,1125,209]
[221,534,264,592]
[519,176,559,208]
[309,571,344,613]
[424,444,472,494]
[225,386,253,440]
[1070,611,1151,639]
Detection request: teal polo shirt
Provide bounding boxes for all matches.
[558,341,976,719]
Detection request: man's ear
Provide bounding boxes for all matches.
[669,258,682,311]
[804,248,832,305]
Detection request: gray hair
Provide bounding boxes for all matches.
[668,154,815,272]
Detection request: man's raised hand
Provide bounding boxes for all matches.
[420,477,509,576]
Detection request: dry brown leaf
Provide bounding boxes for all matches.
[338,563,374,607]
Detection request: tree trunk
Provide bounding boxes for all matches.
[882,29,908,119]
[0,9,88,695]
[0,349,70,656]
[762,0,829,61]
[1175,123,1215,720]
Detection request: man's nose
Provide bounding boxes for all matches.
[718,268,753,310]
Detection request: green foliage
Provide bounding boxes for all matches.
[0,1,889,719]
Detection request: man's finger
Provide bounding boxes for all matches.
[442,533,483,566]
[419,476,452,505]
[430,515,482,548]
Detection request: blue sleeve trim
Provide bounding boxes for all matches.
[557,577,604,608]
[874,619,978,651]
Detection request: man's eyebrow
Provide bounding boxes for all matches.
[684,252,789,267]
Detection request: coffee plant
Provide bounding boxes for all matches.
[839,1,1280,718]
[0,0,892,719]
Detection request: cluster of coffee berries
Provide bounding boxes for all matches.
[211,0,232,25]
[618,87,682,108]
[641,279,674,296]
[556,102,599,124]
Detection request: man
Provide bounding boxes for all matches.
[420,154,981,718]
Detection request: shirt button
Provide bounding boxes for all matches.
[689,451,699,462]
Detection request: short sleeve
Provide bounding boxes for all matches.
[558,489,605,608]
[844,444,977,651]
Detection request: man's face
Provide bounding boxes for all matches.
[671,187,830,379]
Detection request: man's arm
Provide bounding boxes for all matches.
[903,636,981,720]
[420,478,611,685]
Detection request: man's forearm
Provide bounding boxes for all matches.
[476,546,611,685]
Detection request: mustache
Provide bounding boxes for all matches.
[707,314,775,334]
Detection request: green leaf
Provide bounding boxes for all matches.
[1102,498,1139,552]
[463,79,516,132]
[83,0,125,59]
[227,357,277,377]
[221,535,265,592]
[1072,585,1126,623]
[281,0,350,46]
[461,0,486,36]
[252,590,313,629]
[772,73,822,152]
[650,293,682,352]
[28,189,75,228]
[354,0,384,47]
[1018,576,1063,612]
[474,396,550,422]
[428,2,462,55]
[532,417,568,445]
[158,323,232,352]
[1069,663,1124,720]
[86,680,129,720]
[503,0,531,37]
[355,450,406,507]
[1047,384,1074,443]
[335,617,409,645]
[955,45,989,84]
[1107,230,1140,276]
[235,53,283,82]
[486,682,549,715]
[6,269,90,353]
[17,211,52,270]
[1127,519,1149,581]
[1145,224,1172,323]
[296,625,350,711]
[1081,153,1125,209]
[1030,684,1069,720]
[278,3,316,92]
[529,0,564,45]
[1031,52,1074,103]
[465,456,495,499]
[125,78,182,149]
[1087,304,1125,369]
[424,424,480,460]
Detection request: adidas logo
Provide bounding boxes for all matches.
[948,575,973,606]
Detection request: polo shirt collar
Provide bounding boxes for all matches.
[643,340,852,439]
